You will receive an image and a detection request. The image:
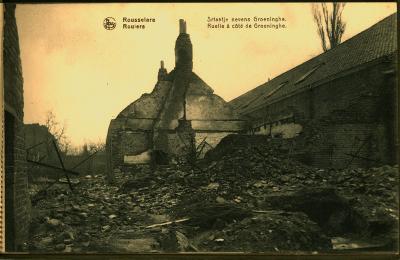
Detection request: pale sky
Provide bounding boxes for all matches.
[16,3,397,147]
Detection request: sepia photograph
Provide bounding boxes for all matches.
[1,2,398,256]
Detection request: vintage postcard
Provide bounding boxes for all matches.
[0,2,398,257]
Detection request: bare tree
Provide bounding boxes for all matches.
[83,140,105,154]
[312,3,346,52]
[79,140,105,175]
[44,110,71,155]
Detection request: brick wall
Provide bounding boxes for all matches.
[248,59,392,128]
[3,3,30,251]
[307,123,388,169]
[107,130,152,170]
[3,4,23,119]
[10,119,30,248]
[245,56,397,169]
[312,61,390,122]
[119,131,152,159]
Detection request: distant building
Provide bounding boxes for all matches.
[230,13,398,169]
[24,123,55,162]
[106,20,245,179]
[3,3,30,251]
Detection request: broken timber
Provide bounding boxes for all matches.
[26,160,80,176]
[27,138,99,183]
[52,140,73,190]
[145,218,190,229]
[27,138,92,192]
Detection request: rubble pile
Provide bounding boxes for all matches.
[197,211,332,252]
[28,135,398,253]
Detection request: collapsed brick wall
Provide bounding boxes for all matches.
[3,3,30,251]
[245,55,397,169]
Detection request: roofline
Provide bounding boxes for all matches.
[230,12,397,106]
[237,52,397,116]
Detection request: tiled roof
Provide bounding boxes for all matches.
[230,13,397,114]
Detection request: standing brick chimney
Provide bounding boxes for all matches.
[157,60,168,81]
[179,19,187,34]
[175,19,192,71]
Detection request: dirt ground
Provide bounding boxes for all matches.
[28,135,398,253]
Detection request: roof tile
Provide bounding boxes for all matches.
[230,13,397,114]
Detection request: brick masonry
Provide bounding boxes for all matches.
[245,57,397,169]
[3,3,30,251]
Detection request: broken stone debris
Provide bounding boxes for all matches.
[28,135,398,253]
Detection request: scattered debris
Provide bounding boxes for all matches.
[28,135,398,253]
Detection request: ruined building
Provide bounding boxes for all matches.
[230,13,398,169]
[3,3,30,251]
[106,20,245,178]
[107,14,397,176]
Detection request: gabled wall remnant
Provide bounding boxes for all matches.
[106,19,246,180]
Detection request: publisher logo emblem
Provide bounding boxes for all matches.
[103,17,116,30]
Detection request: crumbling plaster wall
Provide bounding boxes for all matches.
[186,94,238,120]
[253,122,303,139]
[106,80,172,175]
[118,81,171,119]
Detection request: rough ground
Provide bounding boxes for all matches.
[28,135,398,253]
